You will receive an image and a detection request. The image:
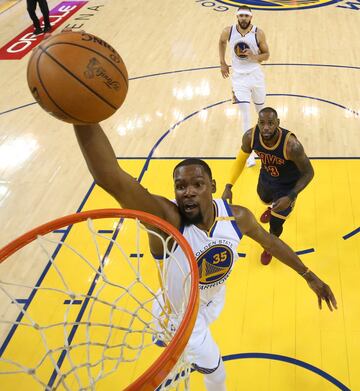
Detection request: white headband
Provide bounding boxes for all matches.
[236,10,252,16]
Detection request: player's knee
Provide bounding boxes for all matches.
[193,356,223,375]
[238,102,251,113]
[257,187,272,204]
[203,358,226,384]
[193,362,218,375]
[254,103,265,113]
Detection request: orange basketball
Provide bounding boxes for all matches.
[27,31,128,124]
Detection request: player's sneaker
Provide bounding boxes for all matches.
[43,25,52,33]
[261,250,272,265]
[33,27,42,35]
[246,155,256,167]
[260,207,271,224]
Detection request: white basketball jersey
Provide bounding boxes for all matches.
[162,199,242,313]
[229,24,261,74]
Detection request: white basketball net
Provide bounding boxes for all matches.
[0,217,195,390]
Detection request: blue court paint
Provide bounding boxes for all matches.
[0,228,75,357]
[0,182,96,358]
[130,63,360,81]
[130,65,220,80]
[47,216,127,388]
[343,227,360,240]
[12,299,28,304]
[222,353,351,391]
[137,99,229,182]
[295,248,315,255]
[0,101,36,116]
[1,62,359,116]
[63,300,82,305]
[268,93,359,116]
[76,181,96,212]
[134,95,359,185]
[159,352,350,390]
[53,229,68,234]
[97,229,114,234]
[264,63,360,70]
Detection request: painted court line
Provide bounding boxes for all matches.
[222,353,350,391]
[295,248,315,255]
[343,227,360,240]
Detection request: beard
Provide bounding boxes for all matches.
[179,207,204,226]
[262,128,279,141]
[239,20,251,30]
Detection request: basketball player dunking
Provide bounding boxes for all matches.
[72,122,336,391]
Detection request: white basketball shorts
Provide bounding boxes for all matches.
[231,67,266,106]
[152,286,226,370]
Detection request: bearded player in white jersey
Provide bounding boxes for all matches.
[219,6,270,167]
[74,123,336,391]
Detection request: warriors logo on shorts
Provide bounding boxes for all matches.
[197,245,234,287]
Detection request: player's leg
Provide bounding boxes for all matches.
[261,190,295,265]
[38,0,51,31]
[269,214,285,237]
[152,285,226,389]
[269,200,293,236]
[251,68,266,113]
[232,74,255,167]
[257,175,273,205]
[231,89,251,132]
[256,176,277,265]
[203,357,226,391]
[189,290,227,390]
[191,330,226,391]
[26,0,42,34]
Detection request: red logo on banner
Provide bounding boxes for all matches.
[0,1,88,60]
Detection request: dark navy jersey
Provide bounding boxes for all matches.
[251,125,301,186]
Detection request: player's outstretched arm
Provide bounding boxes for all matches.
[232,205,337,311]
[74,124,180,227]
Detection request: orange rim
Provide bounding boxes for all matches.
[0,209,199,390]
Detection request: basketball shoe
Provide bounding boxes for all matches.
[43,24,52,33]
[33,27,42,35]
[261,250,272,265]
[260,207,272,223]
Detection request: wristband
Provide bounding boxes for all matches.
[299,267,310,277]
